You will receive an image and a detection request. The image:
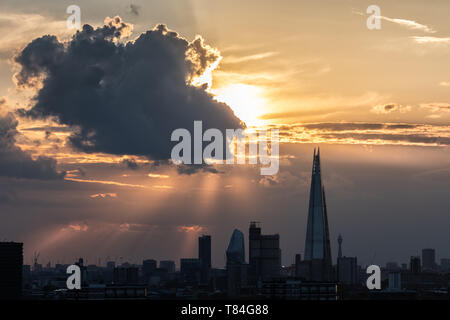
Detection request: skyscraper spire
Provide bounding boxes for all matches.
[304,148,332,281]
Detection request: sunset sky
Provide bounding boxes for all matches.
[0,0,449,268]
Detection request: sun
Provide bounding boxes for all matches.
[212,83,267,126]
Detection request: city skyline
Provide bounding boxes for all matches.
[0,0,449,274]
[2,149,448,299]
[2,144,450,268]
[9,149,449,273]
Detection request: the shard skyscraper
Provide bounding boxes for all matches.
[304,148,333,281]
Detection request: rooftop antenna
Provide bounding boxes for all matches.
[33,251,40,270]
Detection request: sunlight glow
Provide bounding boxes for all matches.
[212,83,267,126]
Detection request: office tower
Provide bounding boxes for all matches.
[303,148,333,281]
[249,222,281,284]
[410,256,421,274]
[422,248,436,271]
[160,260,176,273]
[337,257,357,284]
[0,242,23,299]
[226,230,245,264]
[142,259,157,279]
[106,261,116,269]
[295,254,301,277]
[226,229,248,297]
[180,258,201,283]
[198,235,211,283]
[337,234,343,260]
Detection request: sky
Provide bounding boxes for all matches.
[0,0,449,268]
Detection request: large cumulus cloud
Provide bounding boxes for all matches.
[15,17,244,160]
[0,112,64,179]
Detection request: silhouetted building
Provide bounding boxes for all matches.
[386,262,400,271]
[0,242,23,299]
[211,268,228,292]
[227,229,245,264]
[180,258,201,283]
[22,264,31,289]
[440,258,450,271]
[199,235,211,283]
[160,260,175,273]
[261,279,341,300]
[387,272,402,291]
[249,222,281,284]
[337,257,357,284]
[337,235,343,260]
[74,257,88,287]
[303,148,332,281]
[226,229,248,297]
[422,248,436,271]
[114,267,139,285]
[410,256,421,274]
[294,254,302,277]
[142,259,157,280]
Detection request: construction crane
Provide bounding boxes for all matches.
[33,251,40,271]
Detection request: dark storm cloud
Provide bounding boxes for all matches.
[383,104,397,112]
[0,113,64,179]
[20,125,73,133]
[176,163,220,175]
[384,124,418,130]
[117,158,218,175]
[15,18,243,160]
[121,158,139,170]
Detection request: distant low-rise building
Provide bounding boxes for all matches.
[422,248,436,271]
[114,266,139,285]
[410,256,421,274]
[142,259,157,280]
[160,260,176,273]
[261,279,340,300]
[337,257,358,284]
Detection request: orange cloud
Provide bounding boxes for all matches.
[90,193,117,199]
[61,224,88,232]
[177,225,204,233]
[65,177,148,189]
[148,173,170,179]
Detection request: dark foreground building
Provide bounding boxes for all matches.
[249,222,281,284]
[0,242,23,299]
[199,235,212,284]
